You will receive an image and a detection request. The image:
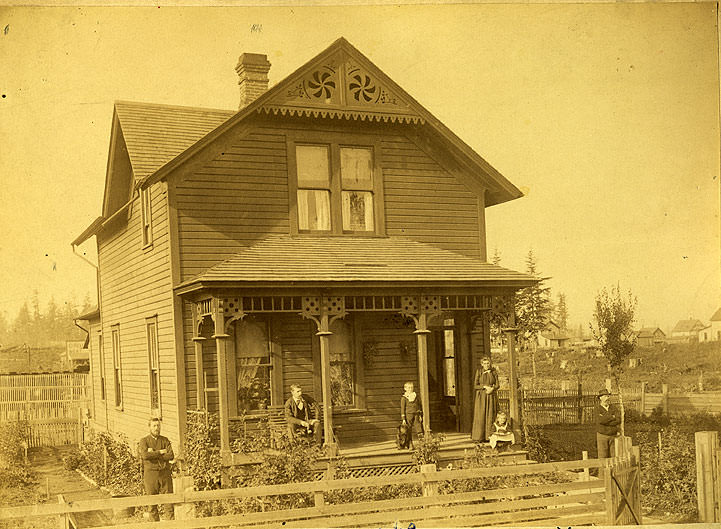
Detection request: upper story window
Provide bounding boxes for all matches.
[290,134,384,235]
[140,186,152,247]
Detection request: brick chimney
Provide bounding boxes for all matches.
[235,53,271,109]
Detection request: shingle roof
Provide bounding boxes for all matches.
[177,235,536,290]
[710,308,721,321]
[115,101,234,182]
[672,319,708,333]
[637,327,664,338]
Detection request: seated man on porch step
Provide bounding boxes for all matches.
[284,384,322,446]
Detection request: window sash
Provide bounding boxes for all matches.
[330,361,355,407]
[111,327,122,408]
[340,147,373,190]
[141,187,152,245]
[341,191,374,232]
[296,145,330,188]
[147,318,161,413]
[98,333,105,400]
[297,189,331,231]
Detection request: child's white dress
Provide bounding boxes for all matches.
[489,420,515,448]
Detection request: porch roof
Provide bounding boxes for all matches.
[176,235,536,293]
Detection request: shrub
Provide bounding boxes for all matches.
[412,431,444,466]
[75,430,143,496]
[0,419,35,487]
[62,448,83,471]
[185,411,222,492]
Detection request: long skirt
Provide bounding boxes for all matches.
[471,389,498,442]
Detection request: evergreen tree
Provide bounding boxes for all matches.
[491,247,502,266]
[12,302,33,345]
[555,293,569,331]
[515,249,552,388]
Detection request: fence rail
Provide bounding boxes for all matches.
[0,455,637,528]
[498,386,720,425]
[0,373,89,447]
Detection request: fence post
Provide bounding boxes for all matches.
[577,381,583,423]
[603,460,615,525]
[640,381,646,417]
[581,450,590,482]
[420,463,437,497]
[172,475,196,520]
[695,431,720,523]
[614,436,632,458]
[662,383,669,415]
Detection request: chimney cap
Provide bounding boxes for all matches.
[237,53,271,67]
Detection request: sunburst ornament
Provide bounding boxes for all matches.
[349,73,378,103]
[306,70,336,100]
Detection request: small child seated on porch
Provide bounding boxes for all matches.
[488,411,515,451]
[399,381,422,450]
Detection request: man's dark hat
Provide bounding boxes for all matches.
[597,388,611,398]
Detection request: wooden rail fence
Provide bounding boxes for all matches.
[0,454,641,528]
[498,385,720,426]
[0,373,89,447]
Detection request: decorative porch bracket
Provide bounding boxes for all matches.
[400,296,441,435]
[492,295,522,442]
[300,296,347,455]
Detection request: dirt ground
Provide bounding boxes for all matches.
[1,445,113,528]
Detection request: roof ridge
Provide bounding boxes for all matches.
[114,100,235,114]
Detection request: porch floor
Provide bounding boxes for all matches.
[328,432,527,468]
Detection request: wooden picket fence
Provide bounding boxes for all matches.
[0,454,642,528]
[0,373,89,447]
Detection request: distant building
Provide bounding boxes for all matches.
[670,319,710,343]
[709,308,721,342]
[635,327,666,347]
[537,320,571,349]
[65,340,88,369]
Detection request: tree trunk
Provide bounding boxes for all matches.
[531,342,537,390]
[614,374,625,437]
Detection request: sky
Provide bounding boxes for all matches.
[0,3,718,334]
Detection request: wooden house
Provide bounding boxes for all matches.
[709,308,721,342]
[670,319,709,343]
[72,38,534,462]
[634,327,665,347]
[536,320,570,349]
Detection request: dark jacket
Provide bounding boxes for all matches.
[284,395,319,428]
[596,403,621,436]
[138,434,173,473]
[401,394,422,421]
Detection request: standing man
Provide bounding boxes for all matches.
[139,417,174,521]
[596,388,620,458]
[284,384,322,446]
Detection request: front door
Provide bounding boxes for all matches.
[429,318,460,432]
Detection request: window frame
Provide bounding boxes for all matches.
[234,316,275,415]
[287,131,385,236]
[146,316,161,417]
[97,331,106,401]
[111,324,122,410]
[140,185,153,248]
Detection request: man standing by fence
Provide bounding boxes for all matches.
[596,388,620,458]
[139,417,174,521]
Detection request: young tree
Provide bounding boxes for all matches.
[515,249,552,388]
[555,293,569,331]
[491,247,502,266]
[590,285,637,437]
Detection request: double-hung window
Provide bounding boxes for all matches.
[235,317,272,413]
[146,317,161,416]
[290,135,383,235]
[329,319,355,408]
[97,332,106,400]
[140,186,152,247]
[111,325,122,409]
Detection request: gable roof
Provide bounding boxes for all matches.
[672,319,708,333]
[175,235,536,294]
[76,37,525,246]
[115,102,234,184]
[710,308,721,321]
[637,327,665,338]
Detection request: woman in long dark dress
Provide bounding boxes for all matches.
[471,356,499,442]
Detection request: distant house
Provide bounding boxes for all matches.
[670,319,709,343]
[709,308,721,342]
[635,327,665,347]
[65,340,88,369]
[537,320,570,349]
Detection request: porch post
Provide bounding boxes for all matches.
[212,297,231,460]
[457,312,474,432]
[317,311,336,452]
[192,338,206,409]
[415,312,432,435]
[503,324,522,441]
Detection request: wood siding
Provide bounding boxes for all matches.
[96,181,180,447]
[173,120,485,283]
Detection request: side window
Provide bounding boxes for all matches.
[235,317,272,413]
[140,186,152,247]
[98,332,106,400]
[111,325,122,409]
[146,317,161,416]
